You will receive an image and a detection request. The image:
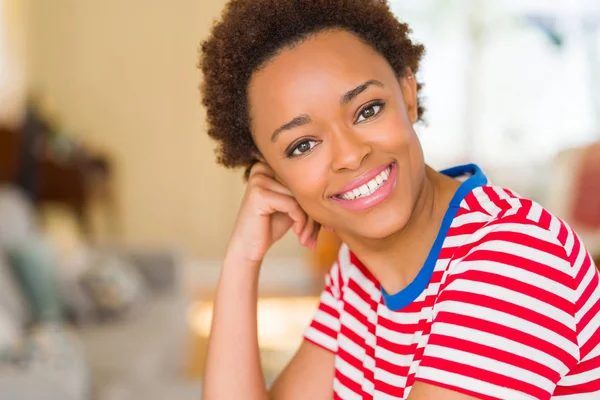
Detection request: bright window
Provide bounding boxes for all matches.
[390,0,600,171]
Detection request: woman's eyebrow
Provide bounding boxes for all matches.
[271,114,312,142]
[340,79,384,105]
[270,79,384,142]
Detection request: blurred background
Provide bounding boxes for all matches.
[0,0,599,399]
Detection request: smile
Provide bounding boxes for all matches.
[332,163,397,211]
[336,165,392,200]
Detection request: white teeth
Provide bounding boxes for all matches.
[338,165,392,200]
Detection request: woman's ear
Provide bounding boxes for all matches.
[399,67,419,124]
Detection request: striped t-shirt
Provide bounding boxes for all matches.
[304,164,600,399]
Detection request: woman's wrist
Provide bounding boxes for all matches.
[220,248,263,287]
[224,240,265,270]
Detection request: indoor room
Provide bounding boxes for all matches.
[0,1,599,399]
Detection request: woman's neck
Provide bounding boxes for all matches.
[341,165,461,295]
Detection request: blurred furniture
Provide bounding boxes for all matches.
[0,184,200,400]
[544,141,600,260]
[0,118,117,238]
[0,127,20,183]
[0,185,90,400]
[36,152,114,236]
[75,248,193,400]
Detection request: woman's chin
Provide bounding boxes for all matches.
[339,214,411,242]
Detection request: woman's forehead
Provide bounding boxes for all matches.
[247,30,394,130]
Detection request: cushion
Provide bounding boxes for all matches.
[0,255,29,351]
[0,323,85,370]
[125,250,178,293]
[7,235,64,323]
[0,311,20,353]
[0,322,90,400]
[0,185,35,250]
[55,246,98,324]
[0,255,30,328]
[80,254,145,318]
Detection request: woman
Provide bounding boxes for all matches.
[199,1,600,399]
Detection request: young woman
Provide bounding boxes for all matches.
[199,1,600,399]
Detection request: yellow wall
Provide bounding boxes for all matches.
[26,0,303,258]
[0,0,27,125]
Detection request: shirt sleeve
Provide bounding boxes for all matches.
[304,258,343,354]
[414,219,581,400]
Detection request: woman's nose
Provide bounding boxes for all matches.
[330,128,371,172]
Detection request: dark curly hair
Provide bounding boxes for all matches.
[199,0,425,177]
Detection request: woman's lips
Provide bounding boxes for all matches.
[331,162,397,211]
[334,163,393,196]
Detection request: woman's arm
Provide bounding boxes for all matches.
[202,162,330,399]
[201,254,267,400]
[202,253,335,400]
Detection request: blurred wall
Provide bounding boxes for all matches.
[0,0,27,125]
[25,0,304,259]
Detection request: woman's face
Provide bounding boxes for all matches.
[248,29,426,240]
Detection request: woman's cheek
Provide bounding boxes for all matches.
[289,173,328,212]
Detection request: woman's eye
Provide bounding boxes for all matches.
[289,140,317,157]
[356,102,383,123]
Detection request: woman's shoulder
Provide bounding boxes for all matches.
[463,185,537,220]
[450,184,594,289]
[465,184,577,252]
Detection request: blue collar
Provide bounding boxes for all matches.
[381,163,488,311]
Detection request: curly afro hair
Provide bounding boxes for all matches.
[199,0,425,177]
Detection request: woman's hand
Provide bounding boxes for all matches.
[227,162,320,263]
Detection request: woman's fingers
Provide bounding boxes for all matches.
[298,216,314,247]
[254,187,307,234]
[248,162,276,180]
[251,173,293,197]
[248,161,321,248]
[248,163,293,195]
[298,217,324,250]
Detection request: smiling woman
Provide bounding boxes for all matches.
[198,1,600,400]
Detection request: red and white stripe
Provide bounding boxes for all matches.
[304,185,600,399]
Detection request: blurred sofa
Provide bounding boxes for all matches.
[0,185,89,400]
[0,184,197,400]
